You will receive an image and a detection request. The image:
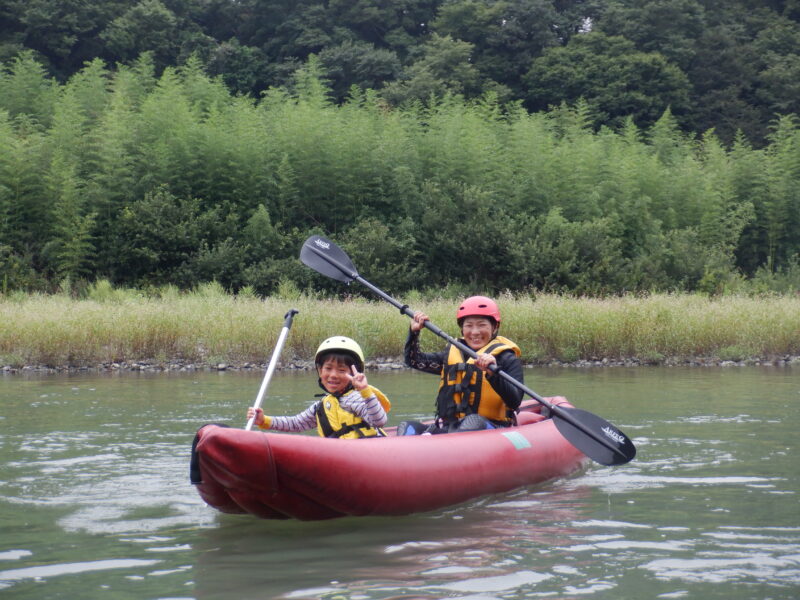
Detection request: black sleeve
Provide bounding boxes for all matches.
[485,350,525,411]
[404,329,446,375]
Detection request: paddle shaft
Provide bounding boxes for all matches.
[303,242,558,400]
[245,309,299,431]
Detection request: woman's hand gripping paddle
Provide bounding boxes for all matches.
[300,235,636,466]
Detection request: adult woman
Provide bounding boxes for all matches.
[400,296,524,434]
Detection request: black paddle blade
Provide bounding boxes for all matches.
[553,407,637,466]
[300,235,358,283]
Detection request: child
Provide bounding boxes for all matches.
[247,336,391,438]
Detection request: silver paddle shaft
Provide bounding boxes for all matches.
[245,309,299,430]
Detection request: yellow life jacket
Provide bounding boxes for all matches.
[315,386,390,439]
[436,336,521,425]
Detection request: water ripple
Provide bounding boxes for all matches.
[0,558,162,589]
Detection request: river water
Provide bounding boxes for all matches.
[0,366,797,599]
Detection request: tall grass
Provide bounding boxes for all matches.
[1,292,798,368]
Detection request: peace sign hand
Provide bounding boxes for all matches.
[348,364,368,391]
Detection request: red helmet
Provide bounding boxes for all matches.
[457,296,501,325]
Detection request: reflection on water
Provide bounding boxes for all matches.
[641,525,800,587]
[0,559,163,587]
[0,367,798,599]
[5,428,214,535]
[190,483,595,600]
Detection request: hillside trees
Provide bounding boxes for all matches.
[1,56,798,296]
[1,1,798,145]
[100,0,182,69]
[594,0,800,144]
[431,0,563,99]
[523,33,692,130]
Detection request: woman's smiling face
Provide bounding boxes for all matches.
[461,316,495,350]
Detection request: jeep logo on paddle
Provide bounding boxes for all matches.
[314,238,330,250]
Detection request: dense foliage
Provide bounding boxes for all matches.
[0,52,798,297]
[1,1,799,144]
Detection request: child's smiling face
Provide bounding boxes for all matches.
[317,356,353,394]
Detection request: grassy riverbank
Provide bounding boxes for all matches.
[1,288,798,371]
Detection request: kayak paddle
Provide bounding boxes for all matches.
[245,308,299,430]
[300,234,636,466]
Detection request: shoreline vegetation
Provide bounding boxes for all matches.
[1,288,799,375]
[2,54,800,302]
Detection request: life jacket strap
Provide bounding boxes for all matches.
[436,340,514,425]
[436,345,484,423]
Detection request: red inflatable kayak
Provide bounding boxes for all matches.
[190,397,589,520]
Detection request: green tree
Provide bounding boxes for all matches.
[0,112,21,249]
[595,0,706,71]
[0,2,25,66]
[133,64,201,199]
[432,0,561,98]
[0,244,41,291]
[695,131,756,278]
[240,206,310,295]
[381,34,484,105]
[2,0,130,78]
[752,17,800,118]
[515,208,628,294]
[687,22,763,144]
[41,172,97,281]
[0,51,59,126]
[39,85,97,281]
[412,182,526,291]
[85,55,156,274]
[273,153,299,226]
[204,38,270,96]
[757,115,800,271]
[524,32,692,130]
[100,0,180,70]
[593,1,800,145]
[0,112,49,258]
[109,186,225,286]
[62,58,112,124]
[185,235,246,290]
[340,217,426,293]
[318,40,401,102]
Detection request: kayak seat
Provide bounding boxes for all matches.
[396,420,428,436]
[455,414,494,431]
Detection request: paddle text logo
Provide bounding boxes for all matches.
[602,426,626,445]
[314,238,330,250]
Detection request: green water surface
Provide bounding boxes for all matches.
[0,366,797,599]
